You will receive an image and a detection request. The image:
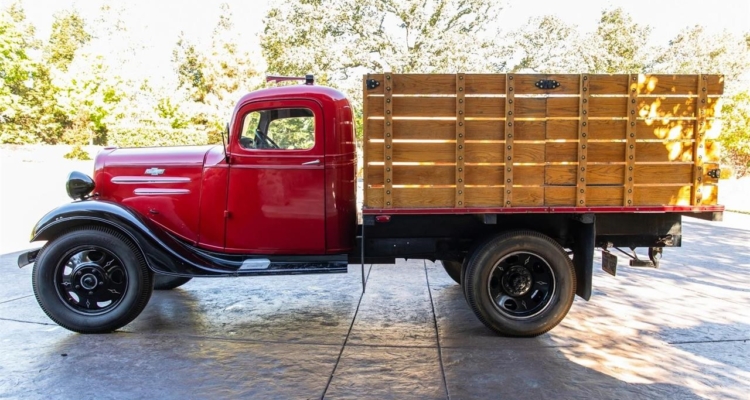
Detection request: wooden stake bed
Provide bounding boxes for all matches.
[362,73,724,211]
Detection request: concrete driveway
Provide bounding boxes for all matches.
[0,214,749,399]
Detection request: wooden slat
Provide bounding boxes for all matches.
[634,164,693,184]
[456,73,466,207]
[634,185,692,206]
[464,74,506,94]
[545,186,576,206]
[546,165,625,185]
[466,187,544,207]
[692,74,708,205]
[383,73,394,208]
[505,74,515,206]
[546,142,625,163]
[588,74,723,96]
[636,141,694,162]
[625,74,638,206]
[577,74,589,206]
[466,165,544,186]
[367,165,454,186]
[366,188,454,208]
[366,142,544,164]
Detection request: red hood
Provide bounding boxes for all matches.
[99,145,219,167]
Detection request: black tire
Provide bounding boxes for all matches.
[464,230,576,337]
[439,260,462,284]
[153,275,192,290]
[32,227,153,333]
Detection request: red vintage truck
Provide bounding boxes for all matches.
[18,73,724,337]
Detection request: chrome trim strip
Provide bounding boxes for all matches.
[134,188,191,196]
[112,176,191,184]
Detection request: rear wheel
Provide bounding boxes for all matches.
[153,275,192,290]
[464,231,575,337]
[32,227,153,333]
[439,260,461,284]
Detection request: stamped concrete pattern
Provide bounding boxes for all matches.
[1,214,749,399]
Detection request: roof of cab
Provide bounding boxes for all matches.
[235,84,348,108]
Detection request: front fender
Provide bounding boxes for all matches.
[29,200,238,277]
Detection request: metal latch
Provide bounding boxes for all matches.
[366,79,380,90]
[707,168,721,179]
[535,79,561,90]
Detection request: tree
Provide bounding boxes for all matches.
[506,16,581,73]
[263,0,502,85]
[173,3,259,143]
[44,10,91,72]
[0,2,60,144]
[652,26,750,92]
[720,91,750,177]
[580,8,652,73]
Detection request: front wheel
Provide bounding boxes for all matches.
[32,227,153,333]
[464,231,576,337]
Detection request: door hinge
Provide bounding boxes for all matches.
[535,79,561,90]
[224,210,231,218]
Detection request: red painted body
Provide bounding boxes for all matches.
[94,84,356,255]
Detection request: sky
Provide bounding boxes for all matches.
[11,0,750,82]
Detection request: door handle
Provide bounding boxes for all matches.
[302,159,321,165]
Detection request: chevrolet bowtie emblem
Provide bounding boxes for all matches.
[144,168,165,176]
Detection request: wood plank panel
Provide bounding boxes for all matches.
[391,74,456,94]
[465,187,502,207]
[587,74,723,95]
[545,119,715,141]
[546,165,625,185]
[365,188,454,208]
[367,165,455,186]
[634,164,693,184]
[464,142,503,163]
[545,186,575,206]
[588,187,625,206]
[634,185,692,206]
[464,97,505,118]
[546,142,625,163]
[700,184,718,205]
[636,141,694,162]
[464,165,544,186]
[464,74,506,94]
[366,141,456,163]
[366,119,455,140]
[547,97,579,118]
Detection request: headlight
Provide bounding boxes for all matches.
[66,171,95,200]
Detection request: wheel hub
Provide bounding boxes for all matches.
[55,247,129,315]
[501,265,532,296]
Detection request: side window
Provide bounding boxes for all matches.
[240,108,315,150]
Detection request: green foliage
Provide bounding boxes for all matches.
[63,144,91,160]
[720,91,750,177]
[45,10,90,71]
[267,117,315,150]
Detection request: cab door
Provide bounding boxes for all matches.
[225,99,326,254]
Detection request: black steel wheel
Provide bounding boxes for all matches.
[32,227,153,333]
[153,275,192,290]
[439,260,462,284]
[464,230,576,337]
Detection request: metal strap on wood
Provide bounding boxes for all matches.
[576,74,589,206]
[504,74,515,207]
[455,73,466,207]
[692,74,708,205]
[383,73,393,208]
[624,74,638,206]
